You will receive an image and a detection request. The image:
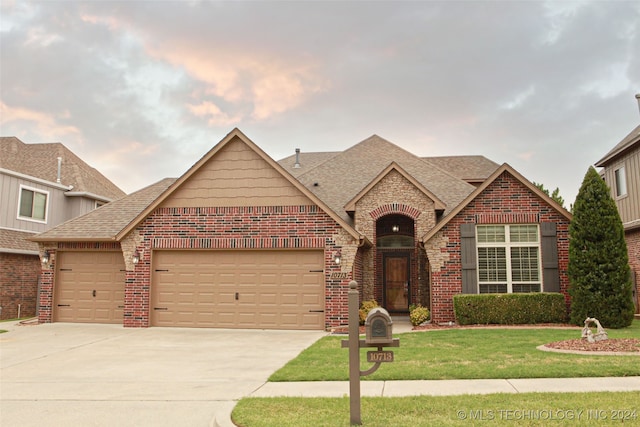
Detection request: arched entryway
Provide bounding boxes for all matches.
[376,214,415,312]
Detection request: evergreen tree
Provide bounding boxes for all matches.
[568,167,634,328]
[533,182,567,210]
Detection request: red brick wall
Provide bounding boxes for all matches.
[429,172,571,324]
[0,253,39,320]
[626,229,640,313]
[126,205,349,329]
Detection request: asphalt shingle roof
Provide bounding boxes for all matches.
[1,136,126,200]
[31,178,176,242]
[279,135,497,224]
[0,229,39,253]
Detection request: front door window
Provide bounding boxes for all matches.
[385,255,409,311]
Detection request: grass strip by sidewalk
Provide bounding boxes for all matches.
[270,321,640,381]
[233,391,640,427]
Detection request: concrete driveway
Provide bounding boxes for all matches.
[0,321,326,427]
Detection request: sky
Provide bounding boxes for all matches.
[1,0,639,207]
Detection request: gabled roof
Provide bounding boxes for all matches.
[421,163,573,243]
[595,124,640,167]
[344,162,446,213]
[30,178,176,242]
[0,136,125,201]
[279,135,484,224]
[116,128,364,242]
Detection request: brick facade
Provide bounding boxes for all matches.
[424,171,571,323]
[125,205,354,329]
[354,170,437,309]
[0,253,39,320]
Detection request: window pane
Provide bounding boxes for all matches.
[615,167,627,197]
[477,225,505,243]
[509,225,538,243]
[478,247,507,282]
[513,284,541,293]
[479,284,507,294]
[19,189,34,217]
[511,247,539,282]
[33,192,47,220]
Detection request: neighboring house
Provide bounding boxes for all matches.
[31,129,571,330]
[0,137,125,320]
[595,94,640,314]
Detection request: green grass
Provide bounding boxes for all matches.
[232,392,640,427]
[269,321,640,381]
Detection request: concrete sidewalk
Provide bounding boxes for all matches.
[214,377,640,426]
[249,376,640,398]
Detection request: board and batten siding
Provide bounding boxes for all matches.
[602,147,640,226]
[162,137,313,208]
[0,173,68,232]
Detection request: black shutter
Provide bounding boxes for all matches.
[460,224,477,294]
[541,222,559,292]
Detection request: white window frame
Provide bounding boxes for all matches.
[17,185,49,223]
[476,224,541,294]
[614,165,627,198]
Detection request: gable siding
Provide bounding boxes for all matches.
[424,172,570,324]
[162,138,312,208]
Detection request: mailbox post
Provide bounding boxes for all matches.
[341,280,399,425]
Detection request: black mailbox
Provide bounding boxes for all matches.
[364,307,393,345]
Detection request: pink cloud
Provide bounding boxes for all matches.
[0,101,81,139]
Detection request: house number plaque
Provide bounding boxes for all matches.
[367,350,394,363]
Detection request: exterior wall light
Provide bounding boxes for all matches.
[392,225,400,233]
[334,250,342,265]
[132,249,141,265]
[42,250,50,265]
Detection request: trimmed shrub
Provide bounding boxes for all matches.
[453,293,567,325]
[359,300,379,325]
[409,304,430,326]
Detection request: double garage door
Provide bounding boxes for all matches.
[54,251,125,323]
[150,250,325,330]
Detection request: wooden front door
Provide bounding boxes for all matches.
[384,254,409,311]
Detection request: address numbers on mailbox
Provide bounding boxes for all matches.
[367,350,394,363]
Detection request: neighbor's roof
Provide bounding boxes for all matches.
[0,136,126,201]
[595,124,640,167]
[0,228,39,254]
[278,135,496,223]
[30,178,176,242]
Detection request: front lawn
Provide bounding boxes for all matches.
[269,321,640,381]
[233,392,640,427]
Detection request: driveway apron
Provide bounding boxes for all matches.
[0,322,325,427]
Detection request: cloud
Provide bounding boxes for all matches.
[0,101,81,140]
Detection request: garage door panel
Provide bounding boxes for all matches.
[151,250,324,329]
[54,252,125,324]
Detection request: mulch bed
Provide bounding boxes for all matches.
[544,338,640,353]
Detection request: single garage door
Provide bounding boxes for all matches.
[151,250,325,329]
[54,251,125,323]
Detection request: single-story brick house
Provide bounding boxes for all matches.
[31,129,571,330]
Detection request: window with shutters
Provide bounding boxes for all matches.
[18,186,49,223]
[476,224,541,293]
